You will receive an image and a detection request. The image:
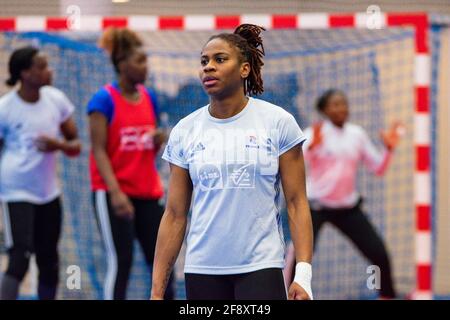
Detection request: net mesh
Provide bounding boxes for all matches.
[0,27,429,299]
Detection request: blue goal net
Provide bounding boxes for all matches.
[0,26,429,299]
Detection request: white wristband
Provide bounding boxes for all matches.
[293,262,313,300]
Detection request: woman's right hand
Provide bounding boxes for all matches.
[308,122,323,150]
[110,190,135,219]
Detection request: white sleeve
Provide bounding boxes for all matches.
[301,127,313,151]
[162,124,188,169]
[301,127,317,162]
[278,112,306,156]
[360,128,389,174]
[51,88,75,124]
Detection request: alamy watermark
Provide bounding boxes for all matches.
[66,265,81,290]
[366,265,381,290]
[366,5,383,30]
[66,5,81,31]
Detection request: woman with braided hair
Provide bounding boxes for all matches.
[87,27,174,300]
[151,24,313,300]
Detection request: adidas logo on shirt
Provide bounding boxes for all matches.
[193,142,206,152]
[188,142,206,157]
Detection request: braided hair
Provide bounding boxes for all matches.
[207,24,265,96]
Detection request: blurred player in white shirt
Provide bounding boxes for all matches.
[0,46,81,300]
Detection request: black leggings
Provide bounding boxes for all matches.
[1,198,62,300]
[92,191,174,300]
[185,268,287,300]
[311,201,396,298]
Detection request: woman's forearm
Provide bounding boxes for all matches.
[60,138,81,157]
[374,149,392,176]
[287,196,313,264]
[151,209,187,299]
[93,148,121,193]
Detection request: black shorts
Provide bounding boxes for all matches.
[1,197,62,253]
[185,268,287,300]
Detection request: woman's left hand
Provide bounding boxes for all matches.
[288,282,312,300]
[380,121,404,151]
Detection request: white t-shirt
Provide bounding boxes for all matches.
[162,97,306,275]
[303,120,390,209]
[0,86,75,204]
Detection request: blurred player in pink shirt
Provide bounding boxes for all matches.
[286,89,403,299]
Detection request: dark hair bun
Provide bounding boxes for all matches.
[6,46,39,87]
[234,24,265,54]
